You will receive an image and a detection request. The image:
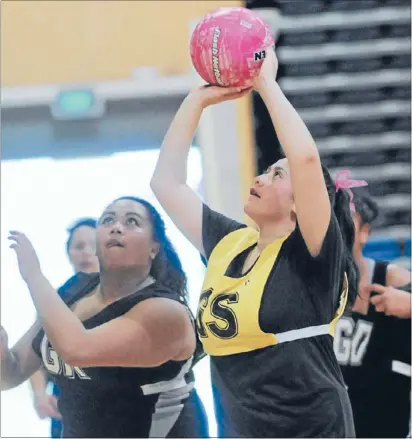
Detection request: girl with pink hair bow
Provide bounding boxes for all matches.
[152,48,367,438]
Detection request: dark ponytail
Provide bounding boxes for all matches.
[352,191,379,226]
[150,231,187,297]
[321,166,360,306]
[115,196,187,299]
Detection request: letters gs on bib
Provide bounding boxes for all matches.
[197,288,240,340]
[190,6,274,87]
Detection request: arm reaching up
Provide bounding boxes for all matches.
[151,86,251,256]
[253,50,331,257]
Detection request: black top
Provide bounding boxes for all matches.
[200,205,355,438]
[49,281,77,398]
[32,273,208,438]
[335,260,411,438]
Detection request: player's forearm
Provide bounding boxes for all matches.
[1,350,24,390]
[258,80,319,163]
[29,368,48,396]
[24,273,87,363]
[396,285,411,318]
[151,94,203,189]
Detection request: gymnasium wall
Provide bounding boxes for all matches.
[2,0,242,85]
[2,4,252,437]
[2,0,256,224]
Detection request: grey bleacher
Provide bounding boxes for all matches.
[277,0,411,240]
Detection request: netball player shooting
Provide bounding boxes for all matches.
[151,48,360,437]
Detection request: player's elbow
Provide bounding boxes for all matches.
[171,331,196,363]
[150,175,161,192]
[146,333,195,368]
[150,175,170,200]
[151,166,186,194]
[57,341,93,368]
[59,349,83,368]
[296,148,320,167]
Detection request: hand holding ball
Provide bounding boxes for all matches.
[190,7,274,88]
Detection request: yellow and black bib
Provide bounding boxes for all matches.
[197,227,348,356]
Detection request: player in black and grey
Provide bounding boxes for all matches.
[1,196,208,438]
[334,191,411,438]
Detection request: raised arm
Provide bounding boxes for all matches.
[9,231,196,368]
[1,322,42,391]
[51,298,196,368]
[254,50,330,257]
[10,276,195,368]
[151,86,249,256]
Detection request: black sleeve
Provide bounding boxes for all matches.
[378,265,411,368]
[32,325,44,357]
[390,314,411,367]
[398,283,412,293]
[202,203,246,260]
[287,212,344,288]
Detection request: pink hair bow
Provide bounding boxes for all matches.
[334,170,368,212]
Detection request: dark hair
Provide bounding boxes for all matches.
[352,190,379,226]
[113,197,204,364]
[113,196,188,298]
[66,217,97,255]
[321,165,360,306]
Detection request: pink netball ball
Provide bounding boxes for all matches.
[190,7,274,87]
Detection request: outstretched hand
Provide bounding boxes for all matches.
[363,283,412,318]
[8,231,42,284]
[33,393,62,420]
[189,85,252,110]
